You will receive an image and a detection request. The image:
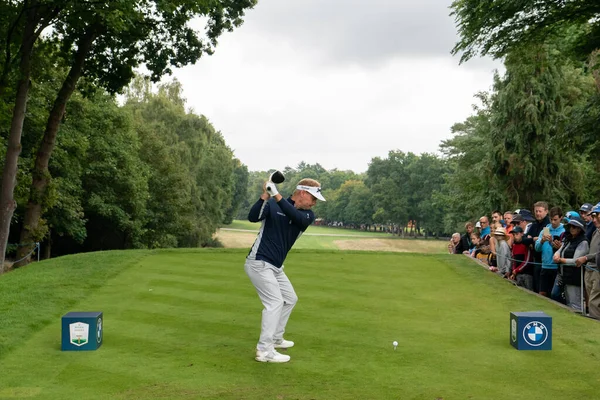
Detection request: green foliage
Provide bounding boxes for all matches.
[440,42,597,233]
[366,151,448,234]
[124,78,239,249]
[451,0,600,62]
[222,159,248,225]
[236,163,361,222]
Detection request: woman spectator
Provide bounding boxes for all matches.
[448,233,461,254]
[493,227,511,278]
[553,217,589,312]
[456,222,474,254]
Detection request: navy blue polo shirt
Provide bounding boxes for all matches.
[247,197,315,268]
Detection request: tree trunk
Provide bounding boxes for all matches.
[590,50,600,93]
[16,29,96,267]
[43,231,51,260]
[0,9,38,274]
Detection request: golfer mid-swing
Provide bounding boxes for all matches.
[245,177,326,363]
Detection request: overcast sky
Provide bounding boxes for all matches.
[171,0,502,173]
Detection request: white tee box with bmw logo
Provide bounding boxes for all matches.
[510,311,552,350]
[61,312,103,351]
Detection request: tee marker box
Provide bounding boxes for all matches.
[510,311,552,351]
[61,311,103,351]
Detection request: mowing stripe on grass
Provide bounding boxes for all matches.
[0,250,152,360]
[1,249,600,399]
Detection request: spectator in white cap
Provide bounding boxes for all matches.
[579,203,597,242]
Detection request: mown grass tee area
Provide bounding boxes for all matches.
[1,225,600,399]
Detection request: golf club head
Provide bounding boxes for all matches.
[269,170,285,184]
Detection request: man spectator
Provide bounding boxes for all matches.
[479,216,491,238]
[529,202,551,293]
[576,204,600,319]
[534,206,564,297]
[491,210,502,226]
[503,211,514,234]
[478,216,492,262]
[579,203,597,242]
[515,209,536,234]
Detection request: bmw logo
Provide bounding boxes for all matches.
[96,318,103,344]
[522,321,548,346]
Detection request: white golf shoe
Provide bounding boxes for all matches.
[274,339,294,349]
[255,349,291,363]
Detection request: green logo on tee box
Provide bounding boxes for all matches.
[69,322,89,346]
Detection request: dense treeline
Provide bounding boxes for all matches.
[0,0,256,272]
[2,1,600,271]
[3,76,248,260]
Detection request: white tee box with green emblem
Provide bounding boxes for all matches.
[61,312,103,351]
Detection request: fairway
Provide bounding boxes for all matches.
[1,249,600,399]
[218,220,447,253]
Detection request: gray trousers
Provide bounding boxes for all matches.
[245,259,298,352]
[516,274,534,291]
[564,284,583,312]
[585,269,600,319]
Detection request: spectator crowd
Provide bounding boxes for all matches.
[448,201,600,320]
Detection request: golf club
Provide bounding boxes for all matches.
[267,170,285,192]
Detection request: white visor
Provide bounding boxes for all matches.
[296,185,326,201]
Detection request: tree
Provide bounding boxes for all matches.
[439,94,496,232]
[486,45,594,208]
[450,0,600,62]
[223,160,248,225]
[0,0,68,273]
[366,151,412,235]
[440,41,596,232]
[10,0,257,268]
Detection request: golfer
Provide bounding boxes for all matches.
[245,176,325,363]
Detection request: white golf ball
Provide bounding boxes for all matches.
[392,341,398,346]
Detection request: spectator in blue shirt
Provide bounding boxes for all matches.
[535,207,564,297]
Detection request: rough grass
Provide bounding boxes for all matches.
[218,220,447,253]
[1,249,600,399]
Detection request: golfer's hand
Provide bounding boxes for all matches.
[266,181,279,197]
[260,182,270,200]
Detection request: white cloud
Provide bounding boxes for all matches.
[171,0,502,173]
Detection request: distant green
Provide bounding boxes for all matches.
[225,219,389,236]
[1,249,599,399]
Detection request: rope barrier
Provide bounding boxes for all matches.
[6,242,40,264]
[469,251,597,269]
[469,249,595,315]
